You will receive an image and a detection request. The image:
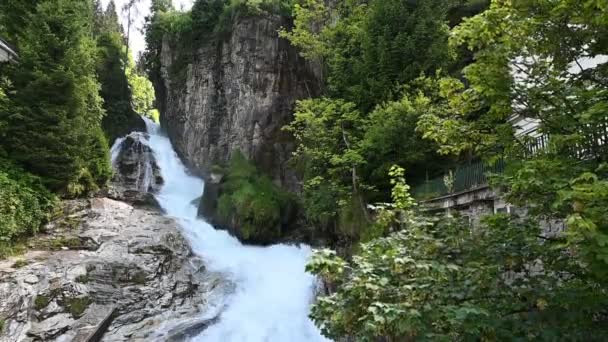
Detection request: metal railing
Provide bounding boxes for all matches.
[412,122,608,201]
[412,159,505,200]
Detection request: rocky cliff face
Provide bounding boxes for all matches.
[153,13,322,191]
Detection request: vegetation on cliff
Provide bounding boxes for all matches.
[143,0,294,87]
[215,152,295,244]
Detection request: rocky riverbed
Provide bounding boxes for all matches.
[0,197,230,341]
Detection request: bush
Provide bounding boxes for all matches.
[308,167,608,340]
[0,159,57,246]
[217,151,293,242]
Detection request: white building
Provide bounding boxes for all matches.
[0,38,18,63]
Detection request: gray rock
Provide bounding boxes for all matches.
[27,314,75,341]
[23,275,39,285]
[197,173,222,220]
[154,14,322,193]
[0,198,231,342]
[108,133,164,206]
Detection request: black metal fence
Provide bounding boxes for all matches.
[412,122,608,200]
[412,159,505,200]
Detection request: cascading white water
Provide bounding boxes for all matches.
[137,117,330,342]
[110,136,126,165]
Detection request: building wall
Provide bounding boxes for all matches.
[0,49,10,62]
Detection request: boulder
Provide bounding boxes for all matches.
[0,198,231,341]
[107,132,164,208]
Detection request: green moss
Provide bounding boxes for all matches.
[34,295,51,311]
[64,296,91,318]
[216,151,294,243]
[0,319,4,333]
[130,270,147,285]
[49,236,82,250]
[75,274,90,284]
[11,259,29,268]
[61,216,82,230]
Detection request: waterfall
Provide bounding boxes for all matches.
[121,117,330,342]
[110,136,126,165]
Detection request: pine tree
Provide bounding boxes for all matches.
[93,0,105,35]
[104,0,124,34]
[1,0,111,195]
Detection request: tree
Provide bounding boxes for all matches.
[96,30,145,141]
[122,0,143,63]
[0,0,38,43]
[418,0,608,275]
[285,98,371,241]
[126,53,157,120]
[359,86,451,198]
[283,0,452,111]
[308,167,608,340]
[104,0,124,34]
[281,0,462,242]
[306,0,608,339]
[0,0,111,195]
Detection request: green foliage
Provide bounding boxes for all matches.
[283,0,452,111]
[0,0,38,42]
[285,98,370,238]
[126,56,157,120]
[63,296,91,318]
[217,151,293,242]
[0,159,57,247]
[300,4,608,336]
[418,0,608,276]
[0,0,112,196]
[309,168,608,340]
[94,8,147,142]
[280,0,469,244]
[359,84,450,197]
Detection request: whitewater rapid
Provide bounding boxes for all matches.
[136,117,330,342]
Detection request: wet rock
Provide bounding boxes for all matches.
[197,172,222,220]
[107,133,164,206]
[0,198,231,342]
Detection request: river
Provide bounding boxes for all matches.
[124,117,330,342]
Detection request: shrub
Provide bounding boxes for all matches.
[217,151,293,242]
[0,159,57,247]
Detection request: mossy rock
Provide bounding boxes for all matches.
[34,295,52,311]
[75,274,90,284]
[63,296,91,318]
[130,270,147,285]
[12,259,29,268]
[206,151,297,245]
